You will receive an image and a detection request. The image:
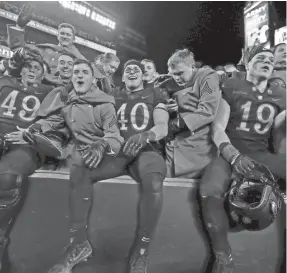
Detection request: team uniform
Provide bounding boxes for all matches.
[0,76,52,174]
[201,77,286,199]
[0,75,52,272]
[70,86,168,189]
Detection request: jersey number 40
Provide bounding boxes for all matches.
[117,102,150,132]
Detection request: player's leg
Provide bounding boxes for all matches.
[199,156,234,273]
[0,146,39,273]
[48,149,131,273]
[127,151,167,273]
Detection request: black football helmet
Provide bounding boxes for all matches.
[226,162,285,231]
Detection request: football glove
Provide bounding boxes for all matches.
[220,142,255,175]
[123,131,156,157]
[23,125,65,158]
[82,139,109,169]
[17,3,35,28]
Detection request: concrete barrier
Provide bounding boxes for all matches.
[8,170,280,273]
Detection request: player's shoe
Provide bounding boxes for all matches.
[128,246,149,273]
[211,251,234,273]
[48,240,92,273]
[0,239,10,273]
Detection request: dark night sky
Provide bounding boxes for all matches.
[101,2,286,73]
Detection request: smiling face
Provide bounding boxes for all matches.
[246,51,275,80]
[123,64,144,91]
[72,63,94,94]
[21,60,44,85]
[58,27,74,47]
[57,54,74,79]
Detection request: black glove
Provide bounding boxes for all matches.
[82,140,109,169]
[232,155,255,176]
[9,44,43,72]
[123,131,155,157]
[17,3,35,28]
[220,143,255,175]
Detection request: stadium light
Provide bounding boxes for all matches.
[58,0,116,30]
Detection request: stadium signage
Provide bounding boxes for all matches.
[0,45,13,58]
[275,26,287,44]
[0,8,116,54]
[58,1,116,30]
[244,1,270,50]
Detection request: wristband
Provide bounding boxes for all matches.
[220,142,240,163]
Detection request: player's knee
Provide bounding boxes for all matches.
[0,174,23,207]
[0,174,22,191]
[199,183,225,200]
[142,173,164,193]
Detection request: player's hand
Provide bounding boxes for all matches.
[165,98,178,113]
[123,131,155,157]
[17,3,35,28]
[232,154,255,175]
[28,123,43,134]
[22,123,43,145]
[4,131,28,145]
[82,140,109,169]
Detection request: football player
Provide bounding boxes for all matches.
[199,46,286,273]
[0,53,52,272]
[27,59,168,273]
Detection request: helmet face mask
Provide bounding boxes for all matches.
[226,164,283,231]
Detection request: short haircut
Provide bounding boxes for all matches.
[274,43,286,53]
[73,59,94,76]
[58,51,76,61]
[167,48,195,68]
[141,59,157,70]
[58,23,76,37]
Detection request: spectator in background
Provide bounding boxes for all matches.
[141,59,159,87]
[7,4,85,75]
[224,63,237,78]
[94,52,120,95]
[270,43,286,88]
[43,52,75,87]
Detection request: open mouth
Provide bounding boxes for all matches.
[77,80,84,87]
[261,65,270,71]
[28,74,35,79]
[128,75,137,80]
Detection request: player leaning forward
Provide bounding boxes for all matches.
[26,59,169,273]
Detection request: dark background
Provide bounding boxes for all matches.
[101,1,286,73]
